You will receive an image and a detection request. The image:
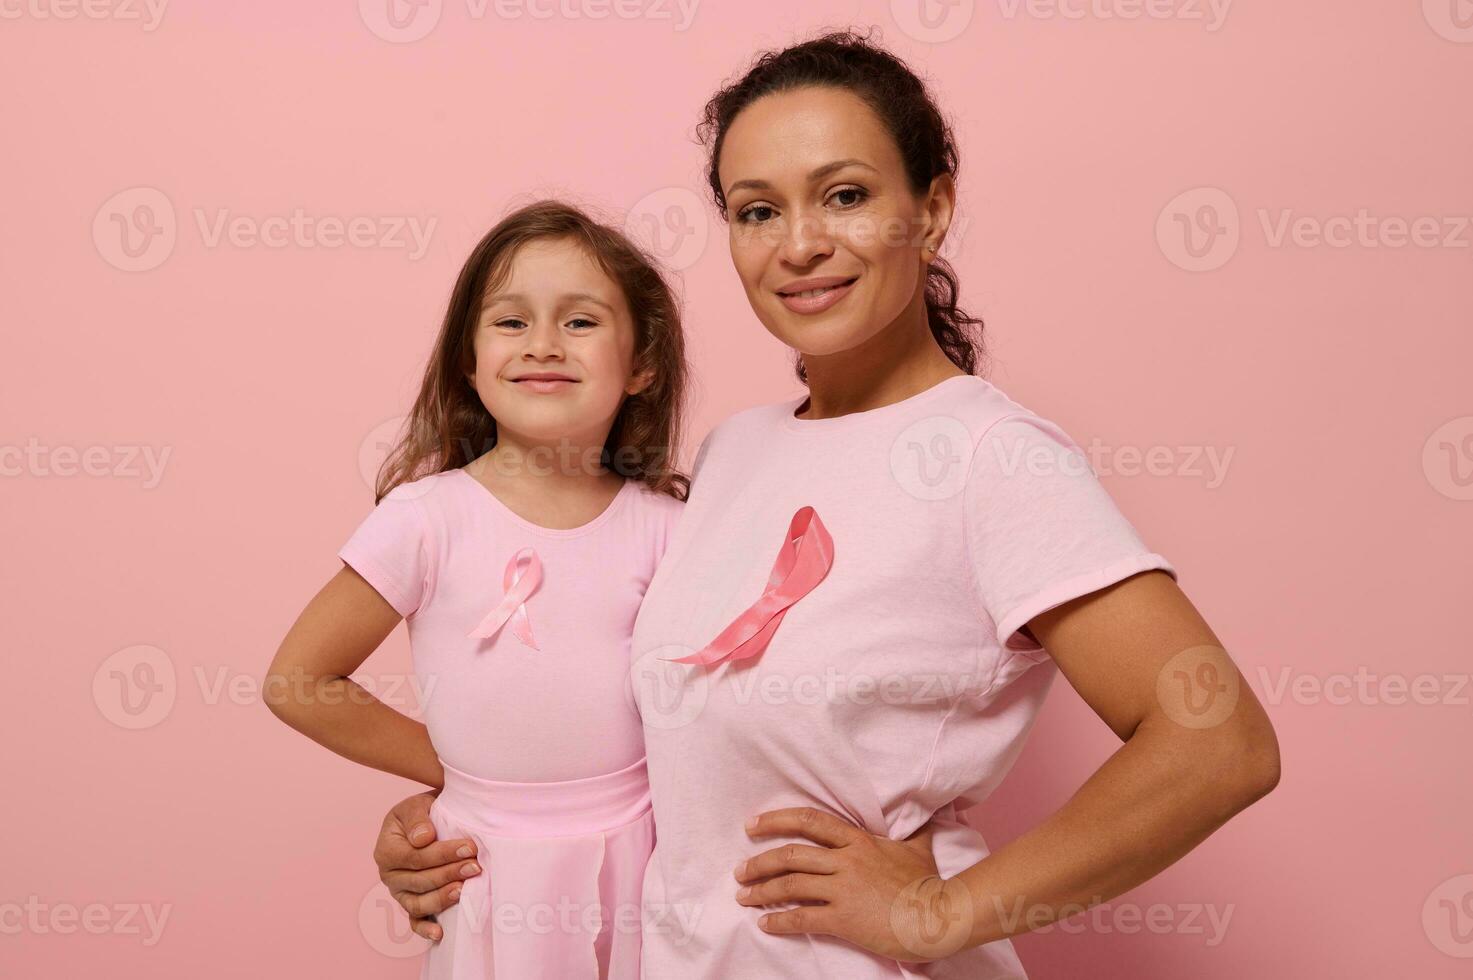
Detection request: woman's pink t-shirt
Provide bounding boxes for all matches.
[630,375,1177,979]
[339,468,684,782]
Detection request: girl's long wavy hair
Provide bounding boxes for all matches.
[373,200,690,503]
[697,28,986,383]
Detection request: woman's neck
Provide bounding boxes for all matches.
[797,301,966,421]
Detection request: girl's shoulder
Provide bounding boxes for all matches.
[625,477,687,517]
[379,468,463,506]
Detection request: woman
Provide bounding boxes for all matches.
[370,31,1280,978]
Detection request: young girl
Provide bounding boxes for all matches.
[266,200,689,979]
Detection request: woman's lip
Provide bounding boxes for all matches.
[776,277,858,315]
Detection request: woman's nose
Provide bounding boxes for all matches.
[778,211,836,266]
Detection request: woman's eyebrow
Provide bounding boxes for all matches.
[726,158,879,196]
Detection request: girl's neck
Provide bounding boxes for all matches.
[470,434,624,496]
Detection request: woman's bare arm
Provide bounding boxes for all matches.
[950,568,1280,948]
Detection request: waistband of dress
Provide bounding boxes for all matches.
[437,754,652,838]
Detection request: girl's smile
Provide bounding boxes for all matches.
[507,371,580,394]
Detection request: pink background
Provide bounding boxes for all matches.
[3,1,1470,977]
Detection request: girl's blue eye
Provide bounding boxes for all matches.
[496,318,526,330]
[568,318,597,330]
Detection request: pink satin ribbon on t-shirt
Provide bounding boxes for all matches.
[664,506,834,667]
[467,547,543,650]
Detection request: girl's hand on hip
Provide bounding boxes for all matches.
[734,807,975,963]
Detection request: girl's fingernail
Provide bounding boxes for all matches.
[461,863,480,877]
[448,886,461,902]
[456,845,474,859]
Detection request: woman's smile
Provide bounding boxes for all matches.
[775,274,860,315]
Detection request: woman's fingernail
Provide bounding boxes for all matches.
[744,816,758,832]
[733,860,747,879]
[736,886,752,900]
[448,886,461,902]
[461,863,480,877]
[456,845,474,859]
[410,826,431,845]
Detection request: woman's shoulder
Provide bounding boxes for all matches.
[923,375,1085,456]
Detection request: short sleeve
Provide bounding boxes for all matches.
[964,413,1177,663]
[337,486,434,619]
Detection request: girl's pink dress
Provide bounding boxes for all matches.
[340,468,684,979]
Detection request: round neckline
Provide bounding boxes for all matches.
[453,468,635,538]
[780,374,979,432]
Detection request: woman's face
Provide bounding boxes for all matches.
[717,86,952,362]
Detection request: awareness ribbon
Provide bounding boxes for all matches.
[664,506,834,666]
[467,547,543,650]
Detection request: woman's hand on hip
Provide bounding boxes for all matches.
[373,791,481,942]
[734,807,974,963]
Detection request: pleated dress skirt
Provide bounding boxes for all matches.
[420,754,654,979]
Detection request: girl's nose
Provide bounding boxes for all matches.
[522,319,564,358]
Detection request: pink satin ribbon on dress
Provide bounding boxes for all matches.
[664,506,834,666]
[467,547,542,650]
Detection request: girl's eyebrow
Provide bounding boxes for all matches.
[481,292,617,314]
[725,158,879,196]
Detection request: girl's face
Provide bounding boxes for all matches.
[718,86,952,364]
[469,237,649,452]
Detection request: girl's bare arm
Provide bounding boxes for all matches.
[265,565,443,788]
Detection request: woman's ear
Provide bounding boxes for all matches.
[921,173,957,260]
